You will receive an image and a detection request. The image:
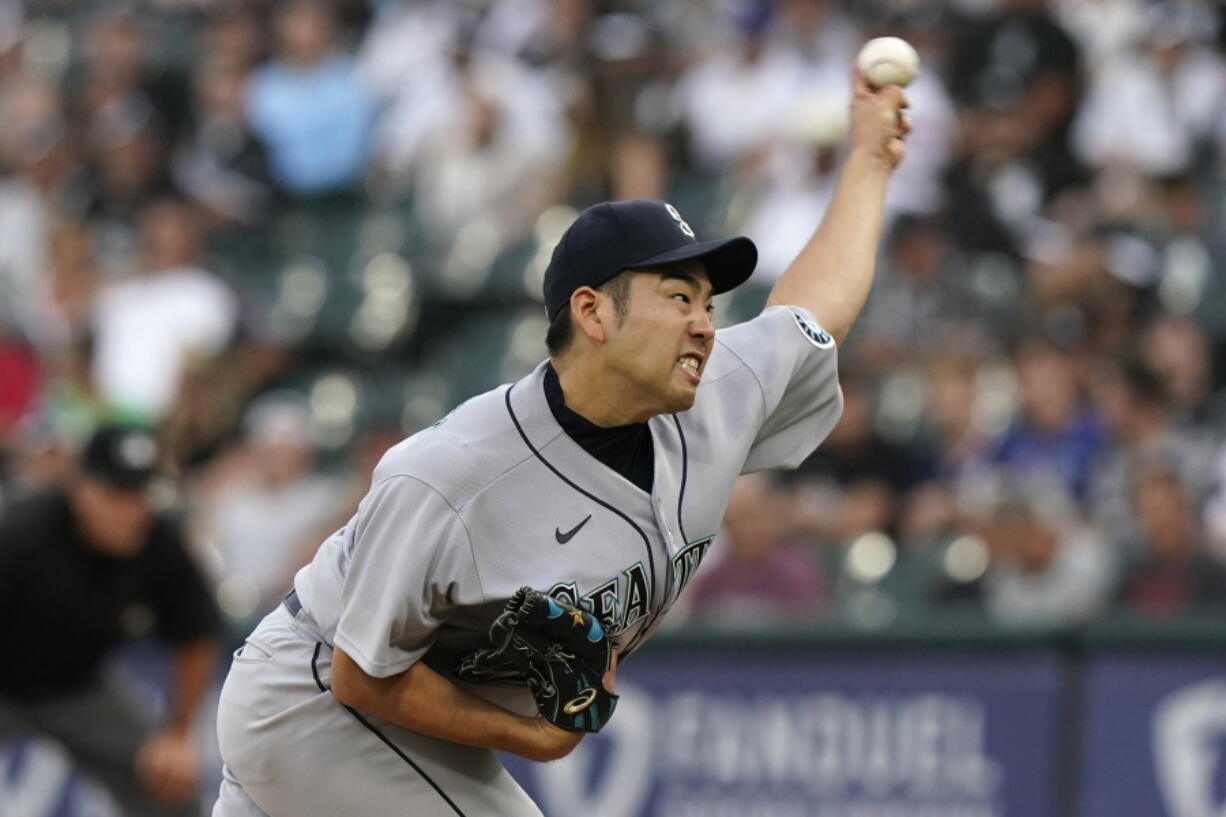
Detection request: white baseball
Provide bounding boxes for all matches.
[856,36,919,89]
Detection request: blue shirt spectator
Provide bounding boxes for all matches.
[244,1,375,194]
[990,340,1106,500]
[991,407,1105,501]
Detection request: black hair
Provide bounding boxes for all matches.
[545,271,632,356]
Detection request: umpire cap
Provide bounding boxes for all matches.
[543,200,758,322]
[81,424,160,490]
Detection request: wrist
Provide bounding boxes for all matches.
[522,717,582,762]
[844,147,895,178]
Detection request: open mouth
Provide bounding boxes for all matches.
[678,354,703,383]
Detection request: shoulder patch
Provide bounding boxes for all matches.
[789,308,835,349]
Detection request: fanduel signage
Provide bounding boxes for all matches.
[503,650,1061,817]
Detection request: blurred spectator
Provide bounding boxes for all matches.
[173,56,272,224]
[0,75,73,333]
[367,11,567,199]
[244,0,376,194]
[1071,4,1223,176]
[687,473,827,625]
[853,215,998,367]
[774,0,858,68]
[978,471,1114,626]
[191,393,347,633]
[9,336,104,506]
[91,197,238,421]
[83,113,176,275]
[1089,357,1216,554]
[0,425,219,816]
[73,13,187,273]
[523,1,674,201]
[899,356,997,548]
[29,220,100,350]
[918,355,995,487]
[1024,227,1106,314]
[402,52,565,245]
[790,377,922,544]
[1053,0,1148,69]
[942,0,1086,261]
[990,338,1104,500]
[0,331,38,440]
[72,12,190,146]
[357,0,465,106]
[738,98,845,283]
[948,0,1084,198]
[1128,174,1226,344]
[675,5,806,172]
[1205,449,1226,559]
[1140,313,1218,425]
[203,5,265,70]
[0,416,79,506]
[1116,465,1226,617]
[799,376,922,496]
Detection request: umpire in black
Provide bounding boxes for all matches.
[0,424,220,815]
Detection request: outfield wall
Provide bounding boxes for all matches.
[4,617,1226,817]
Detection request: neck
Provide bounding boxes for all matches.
[551,354,655,427]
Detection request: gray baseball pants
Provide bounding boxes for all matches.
[212,603,543,817]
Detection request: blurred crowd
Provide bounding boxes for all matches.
[2,0,1226,640]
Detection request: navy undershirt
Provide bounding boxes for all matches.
[543,363,654,494]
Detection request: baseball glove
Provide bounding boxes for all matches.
[455,588,618,733]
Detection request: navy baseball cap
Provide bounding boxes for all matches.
[81,425,160,490]
[543,199,758,322]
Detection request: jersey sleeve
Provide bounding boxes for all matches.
[716,305,844,473]
[333,475,480,678]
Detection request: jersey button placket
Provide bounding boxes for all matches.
[625,495,674,651]
[652,496,675,547]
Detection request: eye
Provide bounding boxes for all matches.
[672,293,690,304]
[706,304,716,314]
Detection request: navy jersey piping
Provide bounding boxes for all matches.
[671,414,690,544]
[504,383,661,655]
[310,643,467,817]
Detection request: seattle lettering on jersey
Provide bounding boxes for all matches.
[548,536,714,635]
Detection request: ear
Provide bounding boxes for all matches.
[571,287,607,344]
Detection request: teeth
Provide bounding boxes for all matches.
[680,358,699,373]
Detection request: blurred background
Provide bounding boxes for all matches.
[2,0,1226,815]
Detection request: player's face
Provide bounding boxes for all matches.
[603,262,716,415]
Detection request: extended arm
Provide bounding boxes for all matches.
[331,646,583,762]
[135,637,217,803]
[167,637,217,737]
[765,70,909,344]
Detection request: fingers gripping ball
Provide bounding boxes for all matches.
[456,588,618,733]
[857,37,919,89]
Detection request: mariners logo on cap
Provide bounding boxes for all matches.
[664,203,695,239]
[790,308,834,349]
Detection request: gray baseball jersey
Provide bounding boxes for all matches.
[212,304,842,817]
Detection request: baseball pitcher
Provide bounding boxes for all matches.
[212,68,909,817]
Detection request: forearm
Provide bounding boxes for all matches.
[765,148,892,344]
[168,638,217,736]
[331,647,576,762]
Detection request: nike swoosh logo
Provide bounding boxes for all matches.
[555,515,592,544]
